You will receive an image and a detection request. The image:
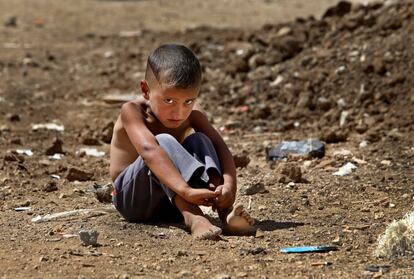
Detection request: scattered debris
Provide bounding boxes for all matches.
[333,162,357,176]
[49,154,63,160]
[31,206,116,223]
[4,16,17,27]
[79,229,99,246]
[374,211,414,258]
[266,139,325,161]
[32,123,64,132]
[240,246,266,255]
[310,261,333,266]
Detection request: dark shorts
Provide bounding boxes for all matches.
[112,132,222,222]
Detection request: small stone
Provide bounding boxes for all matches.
[178,270,193,277]
[66,167,93,181]
[381,160,391,166]
[5,113,20,122]
[94,183,113,203]
[4,16,17,27]
[42,181,58,192]
[233,153,250,168]
[45,137,64,155]
[241,182,266,195]
[79,230,99,246]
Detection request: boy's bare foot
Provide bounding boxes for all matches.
[191,216,222,239]
[174,195,222,240]
[220,203,255,235]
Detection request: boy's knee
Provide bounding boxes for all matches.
[188,132,211,144]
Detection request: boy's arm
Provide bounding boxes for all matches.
[120,101,218,205]
[190,109,237,206]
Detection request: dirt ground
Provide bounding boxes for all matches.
[1,0,414,278]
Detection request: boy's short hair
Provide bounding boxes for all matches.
[146,44,202,89]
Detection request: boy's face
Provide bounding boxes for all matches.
[141,80,199,128]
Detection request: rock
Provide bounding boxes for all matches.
[79,229,99,246]
[233,153,250,168]
[4,16,17,27]
[215,274,231,279]
[42,181,58,192]
[5,113,20,122]
[240,182,266,195]
[275,162,304,183]
[320,130,348,143]
[66,167,93,181]
[178,270,193,277]
[240,246,266,255]
[323,1,352,18]
[45,137,64,155]
[94,183,113,203]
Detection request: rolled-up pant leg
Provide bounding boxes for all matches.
[113,133,222,222]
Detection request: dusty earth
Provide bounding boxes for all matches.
[1,0,414,278]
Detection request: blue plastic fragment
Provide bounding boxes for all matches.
[280,245,338,253]
[267,139,325,161]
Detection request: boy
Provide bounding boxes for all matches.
[110,44,254,239]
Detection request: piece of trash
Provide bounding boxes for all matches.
[102,94,136,104]
[49,153,63,160]
[50,174,60,180]
[15,149,33,156]
[359,140,369,148]
[79,229,99,246]
[280,245,338,253]
[32,123,64,132]
[31,206,116,223]
[333,162,357,176]
[266,139,325,161]
[14,207,31,211]
[374,211,414,258]
[78,148,105,157]
[310,261,333,266]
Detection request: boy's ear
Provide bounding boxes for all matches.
[140,80,150,99]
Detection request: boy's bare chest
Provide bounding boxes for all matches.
[147,121,192,143]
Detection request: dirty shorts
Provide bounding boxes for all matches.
[112,132,222,223]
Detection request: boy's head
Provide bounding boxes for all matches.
[144,44,202,90]
[141,44,202,128]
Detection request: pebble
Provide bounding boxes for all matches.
[79,230,99,246]
[359,140,369,148]
[178,270,193,277]
[215,274,231,279]
[233,153,250,168]
[381,160,391,166]
[240,182,266,195]
[42,181,58,192]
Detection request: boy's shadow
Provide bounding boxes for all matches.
[254,219,305,231]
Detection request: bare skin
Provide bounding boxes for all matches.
[110,68,253,238]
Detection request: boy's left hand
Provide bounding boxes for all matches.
[213,184,235,210]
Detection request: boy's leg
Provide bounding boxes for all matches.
[154,133,221,239]
[182,132,255,234]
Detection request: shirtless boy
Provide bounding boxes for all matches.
[110,44,254,239]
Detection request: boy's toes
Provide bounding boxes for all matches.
[233,203,244,215]
[196,227,222,240]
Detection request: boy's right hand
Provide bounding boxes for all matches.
[183,188,220,206]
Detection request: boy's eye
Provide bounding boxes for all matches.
[185,100,194,105]
[164,99,173,104]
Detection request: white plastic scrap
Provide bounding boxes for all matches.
[359,140,369,149]
[79,148,105,157]
[16,149,33,156]
[32,123,64,132]
[49,153,63,160]
[333,162,357,176]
